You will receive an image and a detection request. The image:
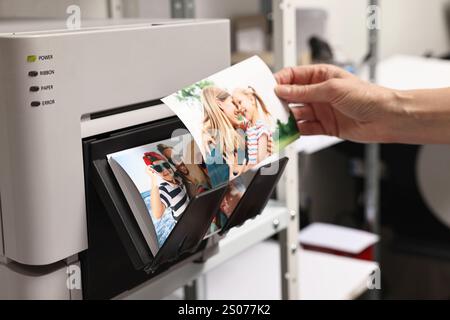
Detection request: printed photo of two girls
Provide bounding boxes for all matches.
[107,56,300,252]
[162,56,300,188]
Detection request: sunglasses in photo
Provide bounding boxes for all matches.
[151,162,171,173]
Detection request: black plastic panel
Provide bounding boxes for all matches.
[148,185,227,272]
[221,157,289,233]
[92,158,153,269]
[81,117,191,299]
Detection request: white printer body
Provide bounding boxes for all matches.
[0,19,230,299]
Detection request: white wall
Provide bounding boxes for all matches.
[134,0,171,18]
[0,0,110,18]
[134,0,450,62]
[380,0,450,58]
[194,0,260,19]
[2,0,447,62]
[135,0,260,19]
[296,0,450,62]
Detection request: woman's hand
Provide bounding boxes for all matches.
[274,64,406,143]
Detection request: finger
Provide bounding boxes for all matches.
[274,67,295,85]
[297,121,326,136]
[275,82,332,103]
[291,105,316,122]
[274,64,349,85]
[274,65,316,85]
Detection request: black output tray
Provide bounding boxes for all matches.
[92,158,227,272]
[220,157,289,234]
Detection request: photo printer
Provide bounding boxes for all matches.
[0,19,287,299]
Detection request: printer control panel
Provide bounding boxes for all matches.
[26,54,56,108]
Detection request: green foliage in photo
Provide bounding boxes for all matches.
[275,113,301,150]
[176,79,215,103]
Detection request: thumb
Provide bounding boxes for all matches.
[275,81,332,103]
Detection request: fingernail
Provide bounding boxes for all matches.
[275,85,289,96]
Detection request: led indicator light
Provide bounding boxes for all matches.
[27,55,37,63]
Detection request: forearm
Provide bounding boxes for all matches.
[387,87,450,144]
[150,188,165,219]
[257,135,269,162]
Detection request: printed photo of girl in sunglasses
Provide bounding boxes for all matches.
[143,151,189,223]
[108,134,216,249]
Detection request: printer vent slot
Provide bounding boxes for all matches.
[90,99,163,120]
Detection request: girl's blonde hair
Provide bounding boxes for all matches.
[201,86,244,157]
[236,86,273,126]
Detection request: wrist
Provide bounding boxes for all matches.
[384,88,450,144]
[381,89,418,143]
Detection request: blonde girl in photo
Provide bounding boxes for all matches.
[232,86,274,165]
[201,86,248,184]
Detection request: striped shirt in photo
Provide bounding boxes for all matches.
[158,175,189,221]
[246,120,271,165]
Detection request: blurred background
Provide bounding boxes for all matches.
[1,0,449,65]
